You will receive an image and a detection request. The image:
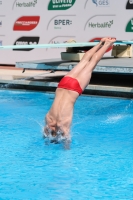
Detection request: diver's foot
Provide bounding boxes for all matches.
[100,37,108,43]
[100,37,108,45]
[103,37,116,47]
[100,37,116,45]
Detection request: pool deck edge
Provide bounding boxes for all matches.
[0,66,133,98]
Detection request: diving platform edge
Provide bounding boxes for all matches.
[16,57,133,74]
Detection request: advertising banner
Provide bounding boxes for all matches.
[0,0,133,64]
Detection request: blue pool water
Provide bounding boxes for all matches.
[0,89,133,200]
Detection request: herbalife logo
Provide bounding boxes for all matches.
[92,0,110,7]
[48,0,76,10]
[89,20,113,28]
[13,0,37,8]
[126,18,133,32]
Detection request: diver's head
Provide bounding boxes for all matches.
[44,125,71,147]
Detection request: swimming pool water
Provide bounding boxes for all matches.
[0,89,133,200]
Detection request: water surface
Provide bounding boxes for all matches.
[0,89,133,200]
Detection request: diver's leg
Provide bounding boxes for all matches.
[80,38,108,61]
[76,38,116,90]
[65,39,106,78]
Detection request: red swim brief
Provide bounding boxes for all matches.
[58,76,83,95]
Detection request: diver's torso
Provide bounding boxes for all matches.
[46,88,79,130]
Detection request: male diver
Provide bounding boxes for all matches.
[44,37,116,145]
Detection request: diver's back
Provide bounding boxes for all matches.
[48,88,78,126]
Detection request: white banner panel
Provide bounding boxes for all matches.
[0,0,133,64]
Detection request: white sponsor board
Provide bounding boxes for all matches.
[0,0,132,64]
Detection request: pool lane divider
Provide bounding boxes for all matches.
[0,41,133,50]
